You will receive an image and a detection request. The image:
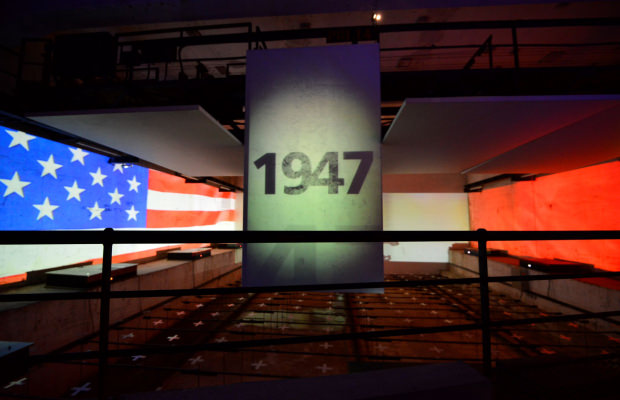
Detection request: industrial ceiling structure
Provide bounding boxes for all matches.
[1,0,619,190]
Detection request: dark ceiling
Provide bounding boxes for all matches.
[0,1,578,47]
[0,1,619,189]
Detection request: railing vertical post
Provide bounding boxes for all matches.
[98,228,114,399]
[477,228,492,375]
[511,27,520,69]
[487,35,493,69]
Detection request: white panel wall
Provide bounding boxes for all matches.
[383,193,470,262]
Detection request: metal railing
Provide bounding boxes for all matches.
[10,17,620,87]
[1,229,620,398]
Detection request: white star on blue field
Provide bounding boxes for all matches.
[0,126,149,230]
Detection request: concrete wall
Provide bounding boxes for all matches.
[0,249,242,355]
[447,249,620,330]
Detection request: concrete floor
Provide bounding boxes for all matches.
[2,273,620,399]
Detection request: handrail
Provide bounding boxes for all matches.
[4,271,620,303]
[1,228,619,398]
[2,229,619,244]
[115,22,253,38]
[99,17,620,83]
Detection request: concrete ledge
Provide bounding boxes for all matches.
[0,248,242,354]
[119,362,491,400]
[447,249,620,330]
[384,261,449,275]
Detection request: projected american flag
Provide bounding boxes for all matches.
[0,126,235,231]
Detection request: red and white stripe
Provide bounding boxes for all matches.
[146,170,236,229]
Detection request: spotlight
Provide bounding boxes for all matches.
[372,13,382,22]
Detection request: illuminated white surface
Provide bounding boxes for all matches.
[244,44,383,287]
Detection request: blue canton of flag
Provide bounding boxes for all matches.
[0,125,149,230]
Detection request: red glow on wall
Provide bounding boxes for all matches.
[469,161,620,271]
[0,273,27,285]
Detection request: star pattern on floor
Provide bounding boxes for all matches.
[188,355,204,365]
[69,382,91,397]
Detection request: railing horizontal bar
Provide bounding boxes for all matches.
[107,278,477,298]
[4,270,620,302]
[0,277,482,302]
[381,41,620,52]
[178,56,247,62]
[0,44,19,56]
[1,230,108,244]
[484,230,620,241]
[31,322,483,362]
[0,230,477,244]
[1,230,619,245]
[64,360,295,379]
[0,68,18,78]
[380,17,620,33]
[0,291,101,302]
[116,22,252,38]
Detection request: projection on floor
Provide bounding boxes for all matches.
[243,44,383,289]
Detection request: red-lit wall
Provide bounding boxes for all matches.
[468,161,620,271]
